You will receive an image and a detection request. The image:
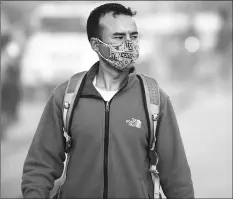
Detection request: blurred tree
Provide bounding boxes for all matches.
[1,1,42,36]
[172,1,232,87]
[1,1,22,24]
[1,1,40,23]
[173,1,232,16]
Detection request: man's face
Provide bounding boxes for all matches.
[95,12,139,70]
[99,12,138,45]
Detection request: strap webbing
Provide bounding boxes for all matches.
[50,71,86,199]
[139,74,161,199]
[63,71,87,135]
[62,71,86,173]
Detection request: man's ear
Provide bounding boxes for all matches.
[90,38,99,52]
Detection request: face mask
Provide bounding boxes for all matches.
[96,38,140,70]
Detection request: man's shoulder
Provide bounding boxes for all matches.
[137,73,170,113]
[51,71,87,104]
[159,87,169,103]
[51,80,69,106]
[137,73,169,102]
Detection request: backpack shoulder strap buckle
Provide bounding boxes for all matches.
[152,113,159,121]
[64,102,70,109]
[149,165,159,175]
[63,128,71,153]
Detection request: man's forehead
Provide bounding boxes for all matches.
[99,12,137,34]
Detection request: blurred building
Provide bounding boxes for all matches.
[20,2,101,98]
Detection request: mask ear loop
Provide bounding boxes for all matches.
[93,38,111,61]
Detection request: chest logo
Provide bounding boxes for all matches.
[126,118,142,129]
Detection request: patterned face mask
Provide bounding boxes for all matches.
[97,38,140,70]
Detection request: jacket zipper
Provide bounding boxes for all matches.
[103,101,110,199]
[102,80,129,199]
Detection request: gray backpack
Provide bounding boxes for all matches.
[50,71,161,199]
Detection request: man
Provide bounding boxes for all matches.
[22,3,194,198]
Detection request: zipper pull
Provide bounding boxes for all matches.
[106,101,109,112]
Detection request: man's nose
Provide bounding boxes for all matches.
[125,34,131,41]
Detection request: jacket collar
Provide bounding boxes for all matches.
[81,61,137,96]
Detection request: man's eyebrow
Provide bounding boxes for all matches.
[113,31,139,36]
[113,32,126,36]
[130,31,138,35]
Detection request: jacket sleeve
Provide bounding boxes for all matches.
[21,86,67,198]
[156,91,194,198]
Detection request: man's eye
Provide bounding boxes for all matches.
[131,35,138,39]
[115,36,123,40]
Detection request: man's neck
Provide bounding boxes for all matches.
[96,60,129,91]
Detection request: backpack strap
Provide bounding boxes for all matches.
[138,74,161,199]
[50,71,87,199]
[63,71,87,153]
[61,71,86,183]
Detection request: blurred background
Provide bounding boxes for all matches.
[0,1,232,198]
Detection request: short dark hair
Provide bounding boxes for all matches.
[86,3,136,41]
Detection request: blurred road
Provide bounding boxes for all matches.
[1,89,232,198]
[178,90,232,198]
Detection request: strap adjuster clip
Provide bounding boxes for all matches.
[149,165,159,176]
[152,113,159,121]
[63,128,71,153]
[64,102,70,109]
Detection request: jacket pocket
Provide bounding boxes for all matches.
[139,178,150,199]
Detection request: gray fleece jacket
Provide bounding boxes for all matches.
[22,62,194,198]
